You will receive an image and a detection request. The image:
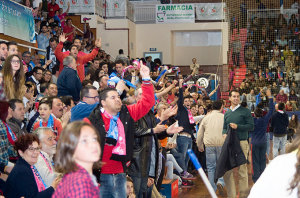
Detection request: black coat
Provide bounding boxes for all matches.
[88,104,135,169]
[128,111,169,179]
[214,127,247,183]
[46,46,60,74]
[4,158,54,198]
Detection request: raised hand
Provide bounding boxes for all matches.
[139,60,150,79]
[161,105,178,121]
[179,79,183,88]
[95,38,101,48]
[153,124,166,134]
[166,122,183,134]
[59,33,67,43]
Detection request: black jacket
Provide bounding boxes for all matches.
[4,158,54,198]
[176,88,195,136]
[46,46,60,74]
[88,104,135,171]
[128,111,169,179]
[214,127,247,183]
[7,117,27,137]
[271,111,289,136]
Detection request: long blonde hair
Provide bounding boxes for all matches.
[288,133,300,196]
[2,55,25,100]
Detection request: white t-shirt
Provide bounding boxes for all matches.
[248,152,298,198]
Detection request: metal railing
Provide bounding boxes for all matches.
[0,39,46,53]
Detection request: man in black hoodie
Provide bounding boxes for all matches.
[271,102,289,158]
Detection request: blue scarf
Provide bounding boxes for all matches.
[107,112,120,141]
[155,69,167,82]
[109,72,136,89]
[40,114,54,129]
[4,122,17,142]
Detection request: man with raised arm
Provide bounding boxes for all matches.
[54,33,101,81]
[85,62,156,198]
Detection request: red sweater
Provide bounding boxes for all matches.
[55,42,99,82]
[89,83,155,174]
[48,3,60,18]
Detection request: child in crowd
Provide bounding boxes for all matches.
[53,121,101,197]
[126,176,136,198]
[33,99,62,139]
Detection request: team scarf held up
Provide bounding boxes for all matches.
[101,108,126,156]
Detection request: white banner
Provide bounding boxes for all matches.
[105,0,126,17]
[156,4,195,24]
[195,3,226,20]
[56,0,95,14]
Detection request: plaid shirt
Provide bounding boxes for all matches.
[52,164,99,197]
[0,120,17,168]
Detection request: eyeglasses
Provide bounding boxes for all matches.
[85,96,99,100]
[27,146,40,152]
[36,73,43,75]
[11,60,20,64]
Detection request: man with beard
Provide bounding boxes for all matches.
[34,127,58,187]
[55,33,101,81]
[0,41,8,70]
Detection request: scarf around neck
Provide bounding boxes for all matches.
[102,108,126,156]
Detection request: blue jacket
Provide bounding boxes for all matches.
[251,98,274,145]
[57,67,82,102]
[271,110,289,136]
[70,102,98,122]
[4,157,54,198]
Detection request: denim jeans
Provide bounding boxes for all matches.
[130,176,148,198]
[266,133,270,156]
[232,52,240,66]
[205,146,225,191]
[100,173,126,198]
[247,102,255,111]
[273,135,287,158]
[176,136,192,172]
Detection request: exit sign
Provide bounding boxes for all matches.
[150,48,157,51]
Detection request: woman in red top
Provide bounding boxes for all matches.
[33,99,62,139]
[53,121,101,197]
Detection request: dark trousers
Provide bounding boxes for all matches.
[251,143,267,183]
[232,52,240,67]
[131,176,149,198]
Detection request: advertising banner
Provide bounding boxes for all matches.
[57,0,95,14]
[105,0,126,17]
[156,4,195,24]
[0,0,35,43]
[195,3,226,20]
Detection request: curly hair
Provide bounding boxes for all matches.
[14,134,40,154]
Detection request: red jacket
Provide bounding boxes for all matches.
[55,42,99,82]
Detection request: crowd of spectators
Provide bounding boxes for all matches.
[230,12,300,112]
[0,0,299,197]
